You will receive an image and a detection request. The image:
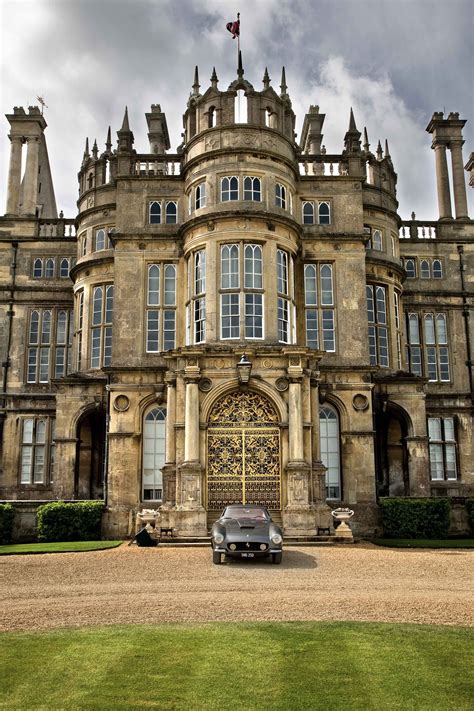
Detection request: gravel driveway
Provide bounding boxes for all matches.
[0,543,472,631]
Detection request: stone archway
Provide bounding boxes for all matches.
[207,390,281,513]
[375,406,409,497]
[74,408,106,499]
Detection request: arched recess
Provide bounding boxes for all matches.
[201,378,287,425]
[206,389,281,512]
[142,405,166,503]
[375,401,411,497]
[319,404,342,500]
[74,406,106,499]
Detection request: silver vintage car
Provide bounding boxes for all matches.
[211,505,283,565]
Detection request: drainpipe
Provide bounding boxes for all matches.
[103,374,111,506]
[0,241,18,430]
[457,245,474,410]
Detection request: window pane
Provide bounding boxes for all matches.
[429,443,444,480]
[147,311,159,351]
[194,297,206,343]
[150,202,161,224]
[376,287,386,324]
[318,202,330,225]
[432,260,443,278]
[303,202,314,224]
[221,244,239,289]
[29,311,39,345]
[45,259,55,277]
[305,310,319,348]
[366,286,375,323]
[436,314,447,344]
[103,326,112,366]
[221,294,240,339]
[277,250,288,295]
[428,418,442,440]
[245,294,263,338]
[304,265,317,305]
[163,311,176,350]
[42,311,51,344]
[165,201,177,224]
[27,348,37,383]
[96,229,105,250]
[148,265,160,306]
[33,259,43,278]
[91,328,101,367]
[372,229,382,250]
[408,314,420,344]
[320,265,333,305]
[278,297,289,343]
[60,258,70,277]
[424,314,435,344]
[21,446,32,483]
[420,260,430,278]
[244,245,262,289]
[164,265,176,305]
[405,259,416,278]
[105,286,114,324]
[92,287,103,325]
[444,418,455,441]
[39,348,50,382]
[56,311,67,345]
[322,310,335,351]
[195,250,206,294]
[23,419,34,444]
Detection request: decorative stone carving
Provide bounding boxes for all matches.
[113,394,130,412]
[352,394,369,411]
[275,377,289,392]
[198,377,213,392]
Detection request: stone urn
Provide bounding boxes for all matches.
[136,508,160,534]
[331,507,354,539]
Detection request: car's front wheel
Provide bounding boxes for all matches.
[212,550,222,565]
[271,552,282,565]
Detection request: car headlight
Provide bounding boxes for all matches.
[213,533,224,544]
[271,533,282,545]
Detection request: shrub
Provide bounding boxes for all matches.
[37,501,104,542]
[466,499,474,535]
[379,498,451,539]
[0,503,15,544]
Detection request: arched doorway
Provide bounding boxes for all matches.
[75,408,106,499]
[375,406,409,497]
[207,391,280,513]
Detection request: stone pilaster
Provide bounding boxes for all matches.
[161,374,177,507]
[406,436,430,496]
[5,136,23,216]
[22,136,40,216]
[51,438,77,499]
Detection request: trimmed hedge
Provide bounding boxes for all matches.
[36,501,104,542]
[0,503,15,544]
[379,498,451,539]
[466,499,474,535]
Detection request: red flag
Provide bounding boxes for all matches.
[226,18,240,38]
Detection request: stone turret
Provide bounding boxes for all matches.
[4,105,57,218]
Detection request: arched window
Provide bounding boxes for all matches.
[303,201,315,225]
[243,176,261,202]
[265,108,272,128]
[319,405,341,499]
[244,245,262,289]
[149,201,161,225]
[318,201,331,225]
[404,258,416,278]
[208,106,217,128]
[235,90,248,123]
[165,201,177,224]
[45,259,55,278]
[372,229,383,251]
[195,182,206,210]
[59,258,70,278]
[275,183,286,209]
[142,407,166,501]
[221,244,239,289]
[33,258,43,278]
[95,229,106,251]
[420,260,430,278]
[221,176,239,201]
[432,259,443,279]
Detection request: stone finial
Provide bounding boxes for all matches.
[384,139,391,159]
[263,67,270,89]
[237,50,244,78]
[376,140,383,160]
[348,107,358,132]
[105,126,112,152]
[121,106,130,131]
[280,66,287,96]
[411,211,416,221]
[92,139,98,160]
[83,137,90,161]
[192,65,200,95]
[363,127,370,152]
[210,66,218,89]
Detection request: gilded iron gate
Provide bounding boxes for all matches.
[207,391,281,510]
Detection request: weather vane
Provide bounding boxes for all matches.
[36,96,48,115]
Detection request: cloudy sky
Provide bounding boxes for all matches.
[1,0,473,219]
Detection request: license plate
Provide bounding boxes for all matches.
[241,552,254,558]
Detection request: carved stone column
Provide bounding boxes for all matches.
[450,140,469,219]
[161,374,176,507]
[5,136,23,216]
[22,136,40,216]
[176,355,206,536]
[434,143,453,220]
[283,352,315,536]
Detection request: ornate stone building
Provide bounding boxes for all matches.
[1,59,473,538]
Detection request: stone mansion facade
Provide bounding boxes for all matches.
[1,59,473,538]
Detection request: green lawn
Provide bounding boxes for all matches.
[0,540,122,555]
[372,538,474,549]
[0,622,472,710]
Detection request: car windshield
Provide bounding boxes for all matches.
[222,507,269,520]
